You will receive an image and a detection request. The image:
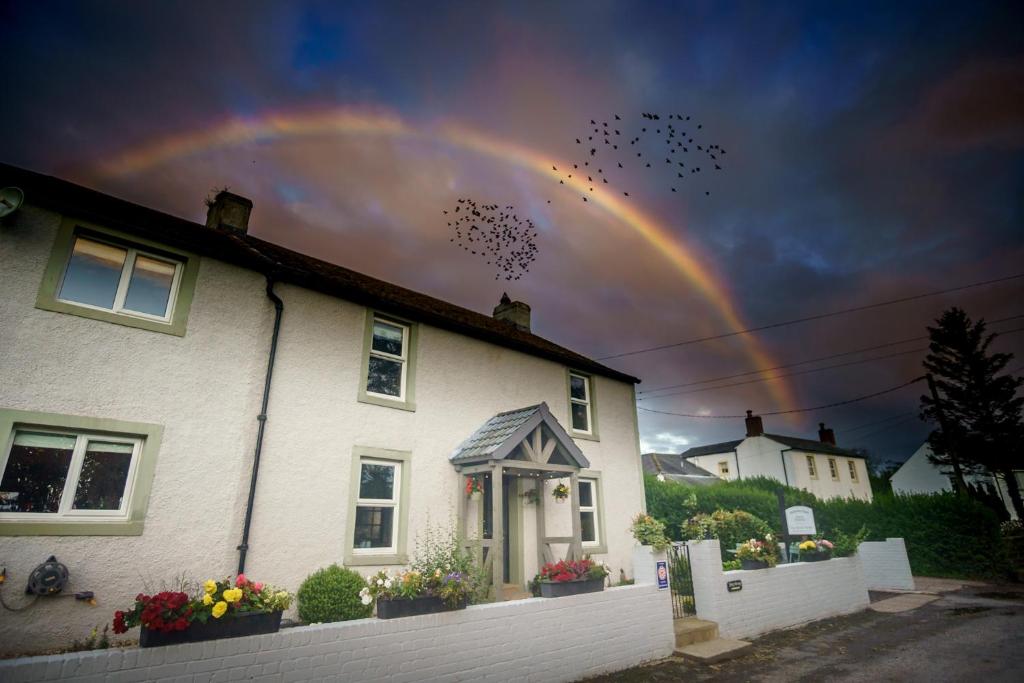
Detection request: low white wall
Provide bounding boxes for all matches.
[0,584,673,683]
[857,538,915,591]
[687,540,869,640]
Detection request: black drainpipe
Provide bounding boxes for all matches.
[237,276,284,576]
[732,449,742,479]
[779,447,792,486]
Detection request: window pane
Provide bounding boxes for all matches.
[371,321,404,356]
[123,255,176,317]
[59,237,127,310]
[359,463,395,500]
[0,432,76,513]
[570,374,587,400]
[354,506,394,548]
[571,402,589,431]
[578,481,594,507]
[367,356,402,396]
[581,511,596,543]
[73,441,133,510]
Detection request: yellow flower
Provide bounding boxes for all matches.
[223,588,243,603]
[211,601,227,619]
[203,580,217,594]
[203,594,213,606]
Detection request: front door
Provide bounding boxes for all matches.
[482,473,519,585]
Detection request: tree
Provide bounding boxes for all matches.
[919,307,1024,518]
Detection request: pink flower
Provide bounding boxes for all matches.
[236,574,247,587]
[253,582,263,592]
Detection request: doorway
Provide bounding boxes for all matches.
[481,473,522,586]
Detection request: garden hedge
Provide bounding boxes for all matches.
[645,475,1011,579]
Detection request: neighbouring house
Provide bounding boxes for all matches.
[681,411,873,501]
[640,453,720,486]
[0,162,647,653]
[890,442,1021,520]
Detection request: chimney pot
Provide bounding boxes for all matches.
[744,410,764,437]
[205,190,253,234]
[818,423,837,445]
[493,294,531,332]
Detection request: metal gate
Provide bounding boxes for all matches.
[667,542,696,618]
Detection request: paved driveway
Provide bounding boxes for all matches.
[584,582,1024,682]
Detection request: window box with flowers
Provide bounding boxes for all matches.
[535,558,609,598]
[112,575,292,648]
[360,568,471,619]
[798,538,834,562]
[736,536,779,570]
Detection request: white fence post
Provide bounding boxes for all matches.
[686,540,724,624]
[632,545,667,584]
[857,538,915,591]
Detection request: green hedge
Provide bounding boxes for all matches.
[645,475,1010,579]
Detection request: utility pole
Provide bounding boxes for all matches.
[926,373,968,495]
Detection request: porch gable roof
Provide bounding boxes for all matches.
[449,402,590,469]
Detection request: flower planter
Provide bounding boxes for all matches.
[138,610,282,648]
[740,559,770,570]
[539,577,605,598]
[376,595,468,619]
[799,552,831,563]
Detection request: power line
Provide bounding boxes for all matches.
[638,314,1024,396]
[847,413,924,442]
[598,273,1024,361]
[636,376,926,419]
[640,326,1024,400]
[837,410,918,433]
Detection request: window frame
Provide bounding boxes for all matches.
[344,446,412,566]
[351,458,401,556]
[806,455,818,479]
[0,409,163,536]
[847,459,859,482]
[566,370,599,441]
[36,217,201,337]
[718,460,730,478]
[577,470,607,554]
[357,311,418,412]
[828,457,840,481]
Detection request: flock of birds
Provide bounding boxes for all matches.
[443,198,539,281]
[555,111,725,202]
[444,112,727,280]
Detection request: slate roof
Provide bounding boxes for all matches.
[641,453,718,477]
[0,162,639,385]
[449,403,589,469]
[679,440,743,459]
[680,435,864,460]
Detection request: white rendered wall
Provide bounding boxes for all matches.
[0,584,674,683]
[0,204,647,653]
[787,450,873,502]
[857,538,915,591]
[890,443,953,495]
[686,540,869,639]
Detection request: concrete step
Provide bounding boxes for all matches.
[676,638,753,663]
[673,617,718,647]
[500,584,533,601]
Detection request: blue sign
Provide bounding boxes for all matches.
[656,561,669,590]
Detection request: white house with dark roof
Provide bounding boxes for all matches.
[681,411,873,501]
[640,453,720,486]
[0,162,647,652]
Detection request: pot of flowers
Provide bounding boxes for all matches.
[552,482,570,504]
[113,575,292,648]
[361,569,470,619]
[538,558,609,598]
[465,476,484,501]
[798,539,834,562]
[736,537,779,570]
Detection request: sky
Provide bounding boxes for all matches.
[2,1,1022,467]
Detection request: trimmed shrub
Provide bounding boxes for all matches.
[645,475,1010,580]
[682,509,773,561]
[297,565,372,623]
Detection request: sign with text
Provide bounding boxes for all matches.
[785,505,816,535]
[727,580,743,592]
[656,561,669,590]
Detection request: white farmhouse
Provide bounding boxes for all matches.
[681,411,873,501]
[0,163,647,652]
[891,442,1021,519]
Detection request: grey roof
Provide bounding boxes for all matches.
[679,440,743,459]
[449,402,589,468]
[641,453,718,478]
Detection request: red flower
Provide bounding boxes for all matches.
[236,574,247,587]
[174,617,189,631]
[112,611,127,634]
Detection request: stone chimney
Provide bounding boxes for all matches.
[818,422,836,445]
[744,410,764,437]
[492,293,531,332]
[205,189,252,234]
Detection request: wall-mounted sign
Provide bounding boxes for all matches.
[785,505,816,535]
[656,561,669,590]
[726,580,743,592]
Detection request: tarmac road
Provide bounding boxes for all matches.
[584,582,1024,682]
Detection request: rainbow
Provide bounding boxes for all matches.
[93,106,798,414]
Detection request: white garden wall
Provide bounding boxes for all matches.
[857,538,915,591]
[0,584,673,683]
[687,540,869,640]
